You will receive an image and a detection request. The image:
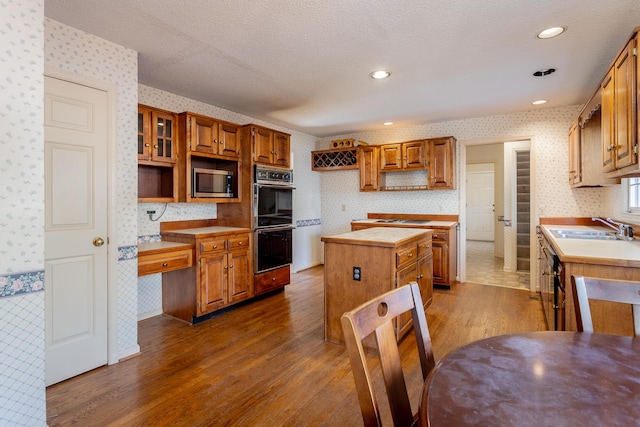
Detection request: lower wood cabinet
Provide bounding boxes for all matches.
[198,234,252,314]
[160,226,253,324]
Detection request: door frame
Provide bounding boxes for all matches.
[459,136,536,289]
[45,67,120,365]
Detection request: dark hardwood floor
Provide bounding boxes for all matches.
[46,266,546,426]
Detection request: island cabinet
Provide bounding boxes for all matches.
[322,227,433,347]
[351,213,458,289]
[159,222,252,324]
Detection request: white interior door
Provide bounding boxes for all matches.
[466,165,495,241]
[44,76,109,386]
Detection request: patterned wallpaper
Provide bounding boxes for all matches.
[44,18,141,358]
[0,1,46,425]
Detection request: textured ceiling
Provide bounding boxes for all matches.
[45,0,640,137]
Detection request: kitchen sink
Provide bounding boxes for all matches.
[549,229,618,240]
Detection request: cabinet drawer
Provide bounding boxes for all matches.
[396,245,418,268]
[417,239,432,258]
[227,234,250,250]
[200,238,227,254]
[138,249,193,276]
[255,265,290,295]
[432,231,448,241]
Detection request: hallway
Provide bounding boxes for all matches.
[466,240,530,289]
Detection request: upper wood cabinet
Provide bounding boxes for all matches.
[138,105,177,164]
[138,105,178,202]
[179,112,241,158]
[600,28,639,177]
[427,136,456,190]
[245,124,290,168]
[358,146,379,191]
[380,140,426,171]
[570,90,619,188]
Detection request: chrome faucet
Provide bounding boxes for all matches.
[591,217,635,240]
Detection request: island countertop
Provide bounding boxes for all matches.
[321,227,432,247]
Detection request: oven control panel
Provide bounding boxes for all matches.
[255,165,293,186]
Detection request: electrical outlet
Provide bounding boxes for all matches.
[342,204,346,212]
[146,210,156,215]
[353,266,361,281]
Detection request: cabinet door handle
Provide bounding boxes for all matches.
[144,143,150,147]
[162,262,168,267]
[408,253,413,257]
[229,264,234,268]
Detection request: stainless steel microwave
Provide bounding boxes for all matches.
[192,168,233,198]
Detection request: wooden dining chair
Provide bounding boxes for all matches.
[571,275,640,335]
[341,282,435,427]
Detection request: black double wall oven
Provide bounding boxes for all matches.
[253,165,294,273]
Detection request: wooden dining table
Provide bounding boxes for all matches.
[419,331,640,426]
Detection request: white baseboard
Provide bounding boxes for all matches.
[117,344,141,362]
[294,261,323,273]
[138,308,162,321]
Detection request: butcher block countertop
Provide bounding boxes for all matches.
[350,219,457,228]
[321,227,431,246]
[161,226,251,238]
[540,224,640,268]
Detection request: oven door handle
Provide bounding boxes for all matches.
[256,226,295,233]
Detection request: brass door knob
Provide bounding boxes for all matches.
[93,237,105,247]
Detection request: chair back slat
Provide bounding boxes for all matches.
[571,275,640,336]
[341,282,435,427]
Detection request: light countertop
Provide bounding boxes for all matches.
[351,219,458,228]
[540,224,640,267]
[321,227,431,247]
[161,226,251,238]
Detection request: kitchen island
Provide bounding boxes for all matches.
[322,227,433,346]
[351,213,458,288]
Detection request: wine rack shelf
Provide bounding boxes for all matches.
[312,148,358,171]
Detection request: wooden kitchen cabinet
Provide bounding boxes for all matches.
[198,234,251,313]
[160,224,252,324]
[602,35,636,174]
[138,105,179,202]
[358,145,379,191]
[568,118,581,185]
[175,113,242,203]
[427,136,456,190]
[178,112,241,158]
[138,105,177,164]
[380,140,426,171]
[244,124,290,168]
[322,227,433,347]
[137,242,194,276]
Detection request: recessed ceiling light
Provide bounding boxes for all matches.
[532,100,547,105]
[537,26,566,39]
[383,122,394,126]
[533,68,556,77]
[370,70,391,79]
